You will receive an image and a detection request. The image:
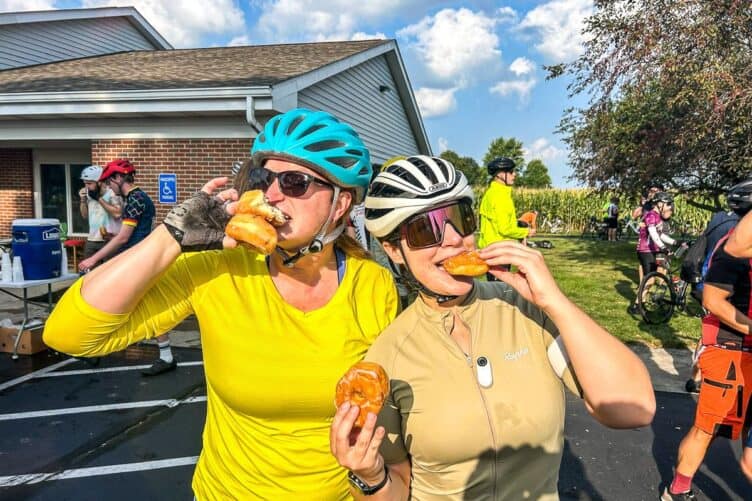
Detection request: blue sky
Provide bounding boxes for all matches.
[2,0,594,187]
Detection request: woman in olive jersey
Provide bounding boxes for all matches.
[330,155,655,500]
[44,109,398,500]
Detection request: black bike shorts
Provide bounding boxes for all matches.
[637,251,666,273]
[606,217,618,229]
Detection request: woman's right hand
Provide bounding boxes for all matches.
[162,177,239,252]
[330,401,387,485]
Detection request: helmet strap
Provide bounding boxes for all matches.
[279,186,344,267]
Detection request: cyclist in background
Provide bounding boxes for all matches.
[662,190,752,499]
[629,192,686,314]
[605,196,620,242]
[478,157,534,280]
[685,179,752,393]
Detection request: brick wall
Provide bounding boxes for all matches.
[0,149,33,238]
[92,139,252,224]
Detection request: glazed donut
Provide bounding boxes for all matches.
[225,213,278,255]
[236,189,286,226]
[442,250,489,276]
[335,361,389,428]
[225,190,286,254]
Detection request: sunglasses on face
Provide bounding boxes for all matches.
[248,166,332,197]
[402,201,477,249]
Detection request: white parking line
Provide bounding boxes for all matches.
[0,395,207,421]
[0,358,76,392]
[0,456,199,486]
[38,360,204,377]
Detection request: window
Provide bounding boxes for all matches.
[40,163,88,235]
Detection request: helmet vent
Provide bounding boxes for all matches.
[304,140,345,152]
[346,149,364,157]
[300,124,326,137]
[390,165,421,187]
[411,157,440,184]
[326,156,358,168]
[257,132,265,143]
[369,182,408,198]
[287,115,305,135]
[271,119,279,137]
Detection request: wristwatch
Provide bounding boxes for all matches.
[347,465,389,495]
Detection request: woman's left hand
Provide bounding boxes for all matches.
[477,241,565,311]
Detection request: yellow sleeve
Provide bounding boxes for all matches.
[43,253,203,357]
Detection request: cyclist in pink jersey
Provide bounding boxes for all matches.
[629,192,687,313]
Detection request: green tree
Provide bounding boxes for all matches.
[482,137,525,173]
[553,0,752,209]
[439,150,486,187]
[517,159,552,188]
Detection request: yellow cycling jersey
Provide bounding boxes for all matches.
[44,247,399,500]
[478,181,529,247]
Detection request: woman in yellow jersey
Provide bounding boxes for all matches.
[329,156,655,500]
[44,108,399,500]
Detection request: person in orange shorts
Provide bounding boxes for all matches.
[662,192,752,499]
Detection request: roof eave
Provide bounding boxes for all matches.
[0,86,272,118]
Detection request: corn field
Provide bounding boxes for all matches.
[472,187,716,235]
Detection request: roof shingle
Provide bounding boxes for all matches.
[0,39,388,93]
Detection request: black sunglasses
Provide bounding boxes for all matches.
[248,166,333,197]
[402,201,477,249]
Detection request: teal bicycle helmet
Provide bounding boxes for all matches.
[251,108,372,202]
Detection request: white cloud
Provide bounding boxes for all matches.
[496,6,518,24]
[0,0,55,11]
[437,137,449,153]
[489,78,537,102]
[517,0,593,62]
[523,138,565,163]
[253,0,412,41]
[351,31,386,41]
[82,0,246,47]
[228,35,251,46]
[509,57,535,76]
[415,87,457,119]
[397,8,500,82]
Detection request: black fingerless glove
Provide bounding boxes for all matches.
[163,192,231,252]
[87,189,100,201]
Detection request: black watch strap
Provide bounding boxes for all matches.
[347,465,389,495]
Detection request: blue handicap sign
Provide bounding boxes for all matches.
[158,173,177,204]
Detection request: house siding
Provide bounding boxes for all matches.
[0,148,33,236]
[0,17,155,70]
[298,55,420,165]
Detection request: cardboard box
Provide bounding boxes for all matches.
[0,325,47,355]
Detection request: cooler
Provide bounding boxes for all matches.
[11,218,62,280]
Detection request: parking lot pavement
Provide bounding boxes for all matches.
[0,344,749,500]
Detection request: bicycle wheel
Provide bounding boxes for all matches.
[638,272,676,324]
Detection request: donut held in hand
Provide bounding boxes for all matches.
[225,190,286,254]
[442,250,489,276]
[335,361,390,429]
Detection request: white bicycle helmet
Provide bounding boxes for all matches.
[80,165,103,182]
[365,155,474,238]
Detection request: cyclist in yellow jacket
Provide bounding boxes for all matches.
[478,157,534,280]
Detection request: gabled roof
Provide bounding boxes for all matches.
[0,40,389,93]
[0,6,172,50]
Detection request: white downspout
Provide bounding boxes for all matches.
[245,96,262,133]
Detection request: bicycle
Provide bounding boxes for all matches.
[581,216,621,240]
[620,216,641,238]
[637,245,705,324]
[540,215,565,234]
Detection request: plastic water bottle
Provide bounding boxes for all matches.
[12,256,24,282]
[60,245,69,275]
[0,252,11,282]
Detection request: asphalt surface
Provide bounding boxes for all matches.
[0,345,749,501]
